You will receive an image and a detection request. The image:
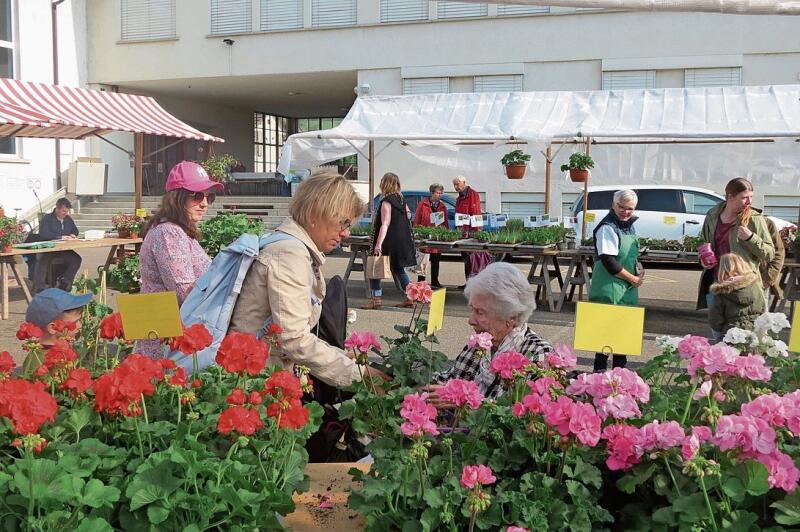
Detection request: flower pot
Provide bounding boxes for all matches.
[130,232,140,239]
[118,229,130,239]
[504,164,527,179]
[569,169,589,183]
[1,244,12,253]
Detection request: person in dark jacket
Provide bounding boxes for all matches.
[362,172,416,310]
[33,198,82,293]
[709,253,765,340]
[413,183,449,288]
[589,189,643,372]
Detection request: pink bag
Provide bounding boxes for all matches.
[698,242,717,269]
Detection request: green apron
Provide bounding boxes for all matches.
[589,232,639,306]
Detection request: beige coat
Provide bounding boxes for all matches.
[229,218,361,387]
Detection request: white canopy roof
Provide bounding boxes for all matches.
[277,85,800,174]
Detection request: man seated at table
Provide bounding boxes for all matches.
[33,198,82,293]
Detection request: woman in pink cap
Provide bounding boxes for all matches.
[137,161,223,357]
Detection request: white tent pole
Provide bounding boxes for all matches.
[544,144,552,214]
[368,140,375,213]
[581,137,591,243]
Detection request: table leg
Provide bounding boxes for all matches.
[556,257,578,313]
[1,261,7,320]
[9,260,32,303]
[581,257,592,297]
[102,246,117,271]
[552,255,564,292]
[343,248,358,283]
[361,250,371,299]
[541,256,555,312]
[777,270,796,313]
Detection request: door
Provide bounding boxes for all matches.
[632,189,684,240]
[681,190,723,237]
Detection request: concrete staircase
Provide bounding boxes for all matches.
[71,195,290,233]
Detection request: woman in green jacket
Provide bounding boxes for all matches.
[696,177,774,310]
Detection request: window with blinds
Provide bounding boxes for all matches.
[437,1,488,19]
[473,75,523,92]
[261,0,303,31]
[312,0,357,27]
[210,0,251,34]
[402,77,450,95]
[685,67,742,88]
[497,4,550,15]
[380,0,429,22]
[501,193,545,218]
[121,0,176,41]
[601,70,656,90]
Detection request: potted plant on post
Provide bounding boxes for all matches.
[0,216,26,253]
[560,153,595,183]
[501,149,531,179]
[201,154,240,184]
[128,216,145,239]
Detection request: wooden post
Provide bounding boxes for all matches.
[580,137,592,242]
[134,132,144,211]
[544,143,552,215]
[368,140,375,213]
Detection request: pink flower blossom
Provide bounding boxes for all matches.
[694,380,712,400]
[713,415,776,456]
[468,332,493,351]
[513,390,551,417]
[602,423,641,471]
[507,527,530,532]
[545,344,578,370]
[713,390,726,402]
[405,281,433,303]
[681,434,700,461]
[437,379,484,409]
[569,402,601,447]
[460,465,496,489]
[529,376,563,396]
[543,395,574,436]
[760,450,800,492]
[344,331,381,353]
[677,335,711,360]
[635,420,685,454]
[732,355,772,382]
[567,368,649,421]
[399,392,439,438]
[595,393,642,421]
[741,393,787,427]
[692,426,712,442]
[511,402,527,417]
[490,350,530,380]
[783,391,800,436]
[692,343,739,377]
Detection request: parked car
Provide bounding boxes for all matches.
[571,185,794,241]
[355,190,457,226]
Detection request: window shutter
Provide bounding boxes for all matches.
[121,0,176,41]
[437,1,487,19]
[312,0,357,27]
[261,0,303,31]
[497,4,549,15]
[402,77,449,95]
[210,0,252,34]
[380,0,429,22]
[501,193,545,218]
[685,67,742,88]
[473,75,523,92]
[601,70,656,90]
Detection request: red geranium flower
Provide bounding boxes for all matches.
[168,323,213,355]
[0,379,58,434]
[249,391,263,405]
[91,354,164,417]
[16,322,43,341]
[160,359,177,370]
[215,332,268,376]
[99,313,125,340]
[267,398,310,429]
[61,368,93,397]
[217,406,264,435]
[43,340,78,369]
[264,370,303,400]
[191,379,202,389]
[0,351,15,376]
[168,367,188,387]
[266,323,283,336]
[51,320,78,335]
[226,388,247,406]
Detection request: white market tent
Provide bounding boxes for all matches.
[277,85,800,235]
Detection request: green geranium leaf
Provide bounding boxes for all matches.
[720,510,759,531]
[734,460,770,496]
[129,485,167,511]
[652,506,677,525]
[617,463,658,494]
[423,487,444,508]
[147,504,170,524]
[81,478,121,509]
[75,518,114,532]
[672,492,708,521]
[772,490,800,526]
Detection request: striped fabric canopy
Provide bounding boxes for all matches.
[0,78,223,142]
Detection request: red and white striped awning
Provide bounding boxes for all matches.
[0,78,224,142]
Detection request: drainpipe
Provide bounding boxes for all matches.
[52,0,66,189]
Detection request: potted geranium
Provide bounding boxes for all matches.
[111,213,135,238]
[501,149,532,179]
[128,216,145,239]
[560,152,595,183]
[0,216,25,253]
[201,154,240,184]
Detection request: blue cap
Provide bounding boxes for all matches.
[25,288,93,329]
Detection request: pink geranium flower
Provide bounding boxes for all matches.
[460,464,496,489]
[741,393,787,427]
[507,527,530,532]
[545,344,578,370]
[694,380,712,400]
[437,379,484,409]
[399,392,439,438]
[677,335,711,360]
[490,350,530,380]
[468,332,493,351]
[569,402,601,447]
[602,423,642,471]
[595,393,642,421]
[405,281,433,303]
[635,420,685,454]
[543,395,574,436]
[732,355,772,382]
[761,450,800,492]
[713,415,776,456]
[344,331,381,353]
[681,434,700,461]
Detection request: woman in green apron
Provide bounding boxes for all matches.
[589,189,643,372]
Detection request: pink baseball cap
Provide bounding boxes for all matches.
[165,161,224,193]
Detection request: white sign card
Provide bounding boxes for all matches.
[470,214,484,228]
[430,211,446,226]
[455,213,471,227]
[564,216,578,229]
[524,215,536,228]
[495,214,508,227]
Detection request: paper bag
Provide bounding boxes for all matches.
[366,255,391,279]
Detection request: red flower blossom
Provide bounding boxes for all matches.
[266,323,283,336]
[267,398,310,429]
[191,379,202,389]
[51,320,78,335]
[99,313,125,340]
[215,332,268,375]
[217,406,264,435]
[264,370,303,400]
[168,323,213,355]
[160,359,177,370]
[43,340,78,369]
[168,367,188,387]
[226,388,247,406]
[61,368,93,398]
[16,322,43,341]
[249,391,263,405]
[0,379,58,434]
[0,351,15,376]
[91,354,164,417]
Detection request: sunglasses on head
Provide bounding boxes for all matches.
[192,191,216,205]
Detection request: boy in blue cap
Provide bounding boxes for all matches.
[22,288,92,374]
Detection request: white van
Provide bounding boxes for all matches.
[571,185,794,241]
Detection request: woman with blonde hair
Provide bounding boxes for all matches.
[708,253,765,341]
[229,172,387,388]
[363,172,417,309]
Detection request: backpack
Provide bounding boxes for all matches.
[168,231,300,372]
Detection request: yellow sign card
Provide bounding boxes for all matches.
[663,216,677,225]
[574,301,645,356]
[135,208,148,219]
[117,292,183,341]
[585,212,596,223]
[788,302,800,353]
[426,288,446,336]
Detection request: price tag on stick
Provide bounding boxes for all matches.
[117,292,183,341]
[573,301,645,356]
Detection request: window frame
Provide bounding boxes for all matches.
[681,190,723,215]
[634,189,682,213]
[0,0,15,156]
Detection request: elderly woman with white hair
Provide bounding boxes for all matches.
[589,188,643,372]
[429,262,553,399]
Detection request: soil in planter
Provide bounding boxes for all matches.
[284,463,368,531]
